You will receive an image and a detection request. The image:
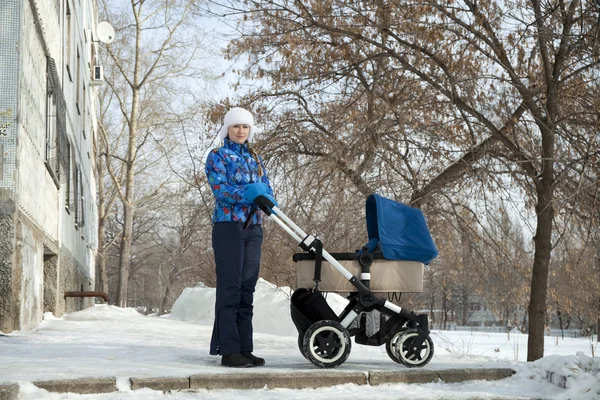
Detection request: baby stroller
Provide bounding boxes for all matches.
[250,193,438,369]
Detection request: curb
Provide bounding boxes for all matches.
[369,368,515,385]
[19,368,515,395]
[0,384,19,400]
[130,377,190,391]
[190,371,367,390]
[33,377,117,394]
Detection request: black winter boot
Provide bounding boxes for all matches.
[241,352,265,366]
[221,353,253,368]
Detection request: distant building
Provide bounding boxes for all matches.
[423,294,527,330]
[0,0,100,332]
[463,295,501,326]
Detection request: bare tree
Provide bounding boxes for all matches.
[95,109,120,296]
[151,187,212,314]
[98,0,210,307]
[215,0,600,361]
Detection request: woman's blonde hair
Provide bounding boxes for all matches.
[247,144,264,177]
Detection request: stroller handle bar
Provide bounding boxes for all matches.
[267,206,353,282]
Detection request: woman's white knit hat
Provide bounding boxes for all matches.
[218,107,255,141]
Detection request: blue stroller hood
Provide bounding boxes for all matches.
[366,194,438,264]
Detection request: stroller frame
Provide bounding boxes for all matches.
[252,196,434,369]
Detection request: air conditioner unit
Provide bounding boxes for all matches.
[90,65,104,86]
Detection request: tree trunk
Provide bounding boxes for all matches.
[115,85,140,307]
[442,276,448,330]
[557,303,564,339]
[160,283,172,315]
[597,257,600,342]
[522,310,528,333]
[96,145,109,300]
[428,271,436,328]
[597,298,600,343]
[429,292,436,329]
[462,289,468,326]
[527,184,554,361]
[97,219,109,298]
[115,3,142,307]
[116,201,133,307]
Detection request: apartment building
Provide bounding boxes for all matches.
[0,0,101,332]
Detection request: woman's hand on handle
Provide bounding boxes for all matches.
[243,183,268,203]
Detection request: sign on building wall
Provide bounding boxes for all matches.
[0,0,21,202]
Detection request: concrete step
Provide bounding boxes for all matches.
[33,377,117,394]
[0,384,19,400]
[1,368,517,397]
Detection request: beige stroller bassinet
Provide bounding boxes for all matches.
[295,253,424,293]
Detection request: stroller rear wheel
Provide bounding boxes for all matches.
[386,328,434,368]
[302,320,351,368]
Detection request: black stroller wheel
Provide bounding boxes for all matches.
[302,320,351,368]
[298,333,309,360]
[387,328,434,368]
[385,328,407,363]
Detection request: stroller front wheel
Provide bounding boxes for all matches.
[302,320,351,368]
[387,328,434,368]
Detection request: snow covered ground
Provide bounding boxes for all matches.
[1,279,599,399]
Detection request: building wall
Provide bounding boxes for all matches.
[464,295,526,327]
[0,210,17,332]
[57,0,99,305]
[0,0,22,333]
[0,0,99,332]
[18,0,61,239]
[15,217,44,330]
[0,0,20,202]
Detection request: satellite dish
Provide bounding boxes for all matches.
[96,21,115,44]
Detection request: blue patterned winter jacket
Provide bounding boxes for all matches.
[205,138,274,224]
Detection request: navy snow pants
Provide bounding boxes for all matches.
[210,222,263,355]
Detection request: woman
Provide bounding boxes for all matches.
[205,107,276,368]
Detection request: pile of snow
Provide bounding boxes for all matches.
[170,278,349,336]
[523,352,600,398]
[170,278,344,336]
[62,305,144,321]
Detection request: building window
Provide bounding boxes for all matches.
[78,172,85,227]
[470,302,482,312]
[73,163,79,226]
[65,140,72,210]
[82,84,86,137]
[66,1,72,80]
[45,62,60,185]
[76,48,81,115]
[45,58,69,188]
